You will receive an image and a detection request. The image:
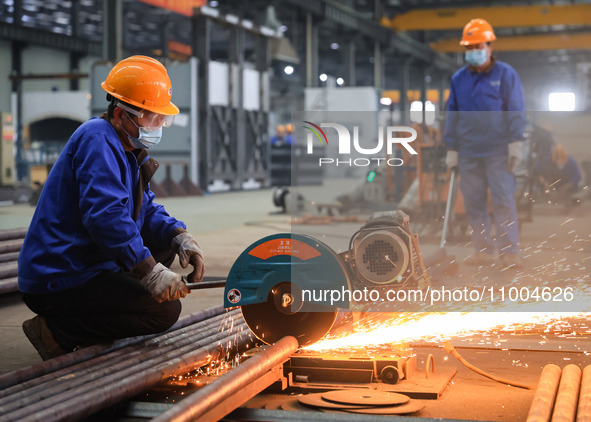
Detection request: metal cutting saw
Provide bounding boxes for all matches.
[223,210,430,347]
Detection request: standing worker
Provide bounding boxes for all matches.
[270,124,286,145]
[18,56,205,360]
[443,19,527,268]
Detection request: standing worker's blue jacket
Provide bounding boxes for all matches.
[443,59,528,158]
[18,118,186,294]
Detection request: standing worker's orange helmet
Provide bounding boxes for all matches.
[101,55,179,116]
[460,19,496,46]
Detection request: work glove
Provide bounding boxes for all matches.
[172,232,205,283]
[140,263,190,303]
[507,141,524,174]
[445,150,458,170]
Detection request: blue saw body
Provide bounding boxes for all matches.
[223,233,352,346]
[223,233,352,309]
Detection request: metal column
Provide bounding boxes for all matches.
[439,71,449,111]
[102,0,123,62]
[343,40,356,87]
[401,58,413,124]
[373,0,383,91]
[420,64,427,124]
[11,41,26,181]
[193,14,211,191]
[255,34,271,186]
[305,12,318,88]
[229,27,246,190]
[374,41,384,91]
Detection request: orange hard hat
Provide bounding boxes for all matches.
[101,55,179,115]
[460,18,496,46]
[286,123,292,133]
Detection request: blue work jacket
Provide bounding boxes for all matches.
[18,118,185,294]
[443,58,528,158]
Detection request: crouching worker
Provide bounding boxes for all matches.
[535,144,582,205]
[18,56,205,360]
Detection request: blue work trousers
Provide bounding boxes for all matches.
[458,154,519,255]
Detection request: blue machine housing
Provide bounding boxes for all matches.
[223,233,352,310]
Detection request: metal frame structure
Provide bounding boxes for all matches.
[193,9,273,190]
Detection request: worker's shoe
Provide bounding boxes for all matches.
[500,254,522,270]
[463,252,494,267]
[22,316,68,361]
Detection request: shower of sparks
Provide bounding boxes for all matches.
[307,220,591,352]
[305,311,589,352]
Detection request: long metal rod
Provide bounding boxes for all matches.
[0,252,19,263]
[153,336,298,422]
[19,330,254,422]
[4,323,252,421]
[185,279,226,289]
[0,277,18,294]
[0,262,18,279]
[0,320,236,408]
[0,239,24,254]
[0,305,228,390]
[578,365,591,422]
[526,364,562,422]
[0,310,240,402]
[0,228,27,241]
[551,364,582,422]
[440,167,457,249]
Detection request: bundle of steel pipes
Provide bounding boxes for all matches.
[0,305,254,422]
[0,228,26,295]
[526,363,591,422]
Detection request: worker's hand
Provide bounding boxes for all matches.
[445,150,458,170]
[140,263,190,303]
[172,232,205,283]
[507,141,524,174]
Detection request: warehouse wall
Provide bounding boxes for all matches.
[0,42,99,114]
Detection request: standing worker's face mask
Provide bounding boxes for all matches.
[465,48,488,67]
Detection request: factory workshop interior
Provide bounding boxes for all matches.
[0,0,590,421]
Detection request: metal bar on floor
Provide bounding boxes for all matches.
[153,336,298,422]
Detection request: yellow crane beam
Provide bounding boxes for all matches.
[430,32,591,53]
[381,4,591,31]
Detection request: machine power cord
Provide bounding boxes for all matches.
[442,341,535,390]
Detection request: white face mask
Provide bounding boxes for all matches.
[124,111,163,150]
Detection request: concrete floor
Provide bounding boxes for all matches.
[1,179,589,421]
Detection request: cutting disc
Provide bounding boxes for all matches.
[321,390,410,406]
[344,400,425,415]
[241,285,338,346]
[298,393,371,410]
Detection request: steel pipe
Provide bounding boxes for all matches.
[19,330,254,422]
[552,364,582,422]
[526,364,563,422]
[0,277,18,294]
[0,262,18,279]
[0,239,24,254]
[0,305,228,390]
[0,312,242,403]
[0,228,27,241]
[0,310,241,402]
[3,323,253,421]
[577,365,591,422]
[0,251,19,263]
[153,336,299,422]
